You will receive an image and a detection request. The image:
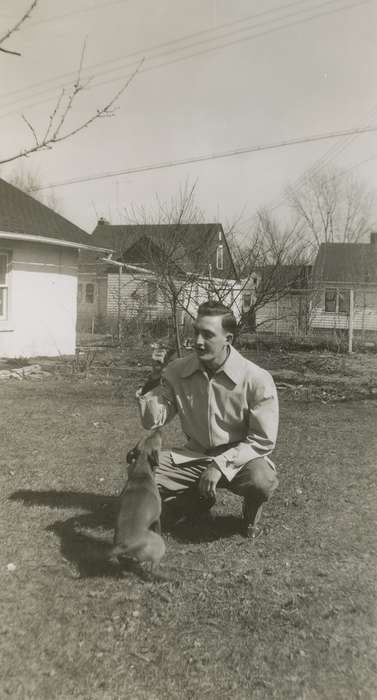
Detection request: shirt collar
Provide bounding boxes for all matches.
[180,345,244,385]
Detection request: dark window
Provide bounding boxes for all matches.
[85,283,94,304]
[338,290,350,313]
[325,289,336,312]
[147,280,158,305]
[242,292,252,311]
[325,288,351,313]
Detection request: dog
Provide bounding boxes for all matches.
[109,430,165,573]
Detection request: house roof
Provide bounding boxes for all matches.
[0,178,111,252]
[91,222,238,279]
[313,242,377,284]
[256,264,311,291]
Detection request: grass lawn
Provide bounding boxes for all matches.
[0,371,376,700]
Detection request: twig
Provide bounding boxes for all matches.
[0,56,144,165]
[0,0,38,56]
[0,46,21,57]
[43,88,66,143]
[21,114,39,147]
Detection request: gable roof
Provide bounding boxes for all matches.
[0,178,111,252]
[255,264,311,292]
[313,242,377,284]
[91,222,238,279]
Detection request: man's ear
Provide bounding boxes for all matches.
[226,333,234,346]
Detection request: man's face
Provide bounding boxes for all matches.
[193,314,231,365]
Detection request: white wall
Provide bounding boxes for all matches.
[0,239,78,358]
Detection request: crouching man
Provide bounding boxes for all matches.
[136,301,279,537]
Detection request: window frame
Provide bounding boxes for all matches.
[324,288,351,314]
[216,244,224,271]
[146,279,158,306]
[0,251,9,321]
[324,288,337,313]
[85,282,95,304]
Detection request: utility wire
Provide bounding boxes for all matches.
[0,0,371,121]
[267,100,377,212]
[0,0,327,103]
[31,124,377,192]
[27,0,130,28]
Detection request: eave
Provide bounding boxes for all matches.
[0,231,113,253]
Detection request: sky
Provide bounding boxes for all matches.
[0,0,376,237]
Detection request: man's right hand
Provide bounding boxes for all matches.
[151,345,168,379]
[139,345,168,395]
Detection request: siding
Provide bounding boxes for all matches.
[256,295,306,334]
[0,239,77,357]
[311,308,377,331]
[311,286,377,332]
[107,272,170,319]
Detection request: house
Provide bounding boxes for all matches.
[310,233,377,338]
[77,221,239,332]
[0,178,111,358]
[241,264,312,334]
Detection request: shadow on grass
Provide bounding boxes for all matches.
[170,514,242,543]
[9,489,244,578]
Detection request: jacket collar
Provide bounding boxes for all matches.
[180,345,244,385]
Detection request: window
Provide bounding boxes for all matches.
[85,283,94,304]
[338,290,350,314]
[147,280,158,305]
[325,289,336,312]
[325,288,350,313]
[242,292,252,312]
[78,283,83,304]
[216,244,224,270]
[0,253,9,320]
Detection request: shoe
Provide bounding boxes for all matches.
[241,500,264,539]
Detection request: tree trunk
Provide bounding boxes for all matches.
[172,297,182,357]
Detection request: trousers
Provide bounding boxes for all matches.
[155,450,279,526]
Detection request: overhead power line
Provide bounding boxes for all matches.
[27,0,130,28]
[267,100,377,212]
[32,124,377,192]
[0,0,371,121]
[0,0,332,105]
[0,0,313,103]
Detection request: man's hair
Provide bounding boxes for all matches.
[197,300,238,336]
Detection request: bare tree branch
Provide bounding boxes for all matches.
[0,56,144,166]
[286,166,375,246]
[0,0,38,57]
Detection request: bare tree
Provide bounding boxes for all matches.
[222,209,311,334]
[4,166,62,211]
[0,2,143,165]
[286,165,375,247]
[116,183,240,355]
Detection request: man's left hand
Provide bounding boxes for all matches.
[198,463,222,499]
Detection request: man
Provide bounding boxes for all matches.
[136,301,279,537]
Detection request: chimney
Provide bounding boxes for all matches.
[370,232,377,246]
